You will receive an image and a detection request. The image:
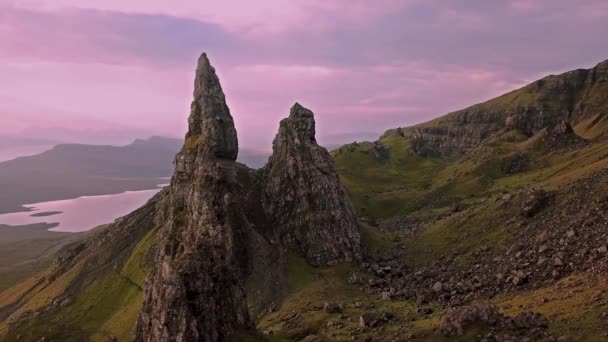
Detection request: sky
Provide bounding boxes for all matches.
[1,0,607,150]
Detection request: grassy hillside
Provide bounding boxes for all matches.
[258,131,608,340]
[262,60,608,341]
[0,224,83,292]
[0,195,161,341]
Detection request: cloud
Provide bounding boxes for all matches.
[0,5,238,67]
[11,0,407,35]
[1,0,607,149]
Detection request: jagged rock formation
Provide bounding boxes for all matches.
[133,54,362,340]
[262,104,362,266]
[134,54,251,341]
[187,53,238,160]
[384,59,608,156]
[0,53,361,342]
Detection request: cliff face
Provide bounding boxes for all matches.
[133,54,252,341]
[262,104,362,266]
[188,54,238,160]
[385,59,608,156]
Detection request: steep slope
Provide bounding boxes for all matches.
[0,53,362,342]
[384,59,608,156]
[256,58,608,340]
[334,59,607,221]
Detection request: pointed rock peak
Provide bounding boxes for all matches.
[286,102,316,142]
[290,102,314,118]
[188,52,238,160]
[264,103,362,266]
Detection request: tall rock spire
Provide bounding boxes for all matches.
[134,53,251,342]
[188,52,238,160]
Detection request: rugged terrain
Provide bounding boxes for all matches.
[1,56,608,341]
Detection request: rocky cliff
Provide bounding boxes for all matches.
[383,59,608,156]
[133,53,252,341]
[262,103,362,266]
[134,54,362,340]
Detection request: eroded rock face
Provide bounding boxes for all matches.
[133,161,254,342]
[134,54,251,342]
[262,103,363,266]
[188,53,238,160]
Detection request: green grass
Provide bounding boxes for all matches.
[333,135,448,219]
[495,274,608,341]
[286,253,317,293]
[402,198,516,267]
[260,260,427,341]
[120,226,159,287]
[1,226,159,341]
[360,223,393,256]
[0,225,81,292]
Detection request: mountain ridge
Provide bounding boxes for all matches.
[378,58,608,156]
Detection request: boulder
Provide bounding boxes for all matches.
[439,302,504,337]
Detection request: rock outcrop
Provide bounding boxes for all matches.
[384,59,608,156]
[134,53,251,342]
[187,53,238,160]
[262,103,363,266]
[131,54,362,340]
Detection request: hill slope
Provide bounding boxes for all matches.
[261,58,608,340]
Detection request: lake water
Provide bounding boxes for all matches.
[0,186,167,232]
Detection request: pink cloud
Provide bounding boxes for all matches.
[12,0,406,36]
[1,0,607,150]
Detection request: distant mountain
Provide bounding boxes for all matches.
[0,136,61,162]
[0,136,277,213]
[0,136,60,148]
[0,137,180,214]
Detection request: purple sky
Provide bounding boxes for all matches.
[1,0,607,150]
